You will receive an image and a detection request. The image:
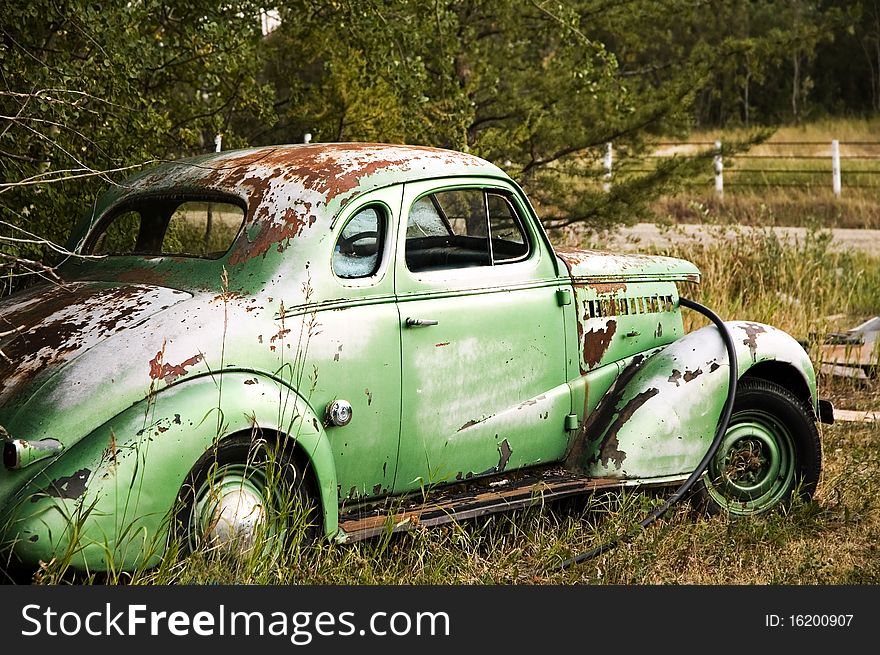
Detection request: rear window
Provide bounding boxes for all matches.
[87,197,245,258]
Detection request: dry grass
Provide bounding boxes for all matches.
[655,190,880,229]
[109,408,878,585]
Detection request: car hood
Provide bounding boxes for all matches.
[0,281,192,414]
[554,246,701,283]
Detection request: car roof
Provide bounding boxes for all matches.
[111,143,510,209]
[70,143,513,266]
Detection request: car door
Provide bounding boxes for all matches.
[311,185,403,504]
[392,178,570,493]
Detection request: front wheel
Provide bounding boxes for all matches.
[693,377,822,516]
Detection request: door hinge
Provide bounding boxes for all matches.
[556,288,572,306]
[564,413,580,431]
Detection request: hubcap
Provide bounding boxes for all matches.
[705,409,796,514]
[192,465,267,553]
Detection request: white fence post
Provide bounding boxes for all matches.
[832,139,841,197]
[214,134,222,152]
[714,139,723,198]
[603,142,612,191]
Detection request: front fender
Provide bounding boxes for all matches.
[1,372,338,572]
[568,321,817,479]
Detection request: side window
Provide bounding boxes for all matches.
[405,189,488,272]
[487,193,528,262]
[434,189,488,238]
[332,205,385,279]
[405,188,529,272]
[407,197,449,238]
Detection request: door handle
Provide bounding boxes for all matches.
[405,317,439,327]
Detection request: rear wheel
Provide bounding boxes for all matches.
[176,435,319,556]
[694,377,822,516]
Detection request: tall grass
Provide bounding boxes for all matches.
[123,415,880,585]
[653,226,880,338]
[655,190,880,229]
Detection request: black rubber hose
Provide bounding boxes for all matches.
[553,297,739,570]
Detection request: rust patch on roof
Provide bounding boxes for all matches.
[117,144,496,267]
[228,202,317,266]
[583,319,617,369]
[188,144,485,200]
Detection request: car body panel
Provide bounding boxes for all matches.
[2,373,338,570]
[566,321,818,479]
[393,178,569,491]
[0,282,192,415]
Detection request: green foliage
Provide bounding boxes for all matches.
[249,1,805,228]
[0,0,874,278]
[0,0,273,259]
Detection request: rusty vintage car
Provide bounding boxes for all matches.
[0,143,829,576]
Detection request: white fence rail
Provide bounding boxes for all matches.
[603,139,880,196]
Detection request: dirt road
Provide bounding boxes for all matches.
[601,224,880,257]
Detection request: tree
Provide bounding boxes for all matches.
[255,1,762,229]
[0,0,273,289]
[0,0,866,290]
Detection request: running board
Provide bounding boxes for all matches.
[337,468,629,542]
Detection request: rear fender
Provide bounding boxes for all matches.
[1,372,337,571]
[567,321,817,479]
